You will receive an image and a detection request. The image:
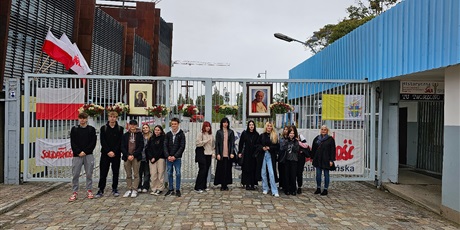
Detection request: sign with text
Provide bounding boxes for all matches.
[233,128,365,175]
[400,81,444,101]
[35,138,73,166]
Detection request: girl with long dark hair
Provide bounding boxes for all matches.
[214,117,235,191]
[238,120,259,190]
[146,125,166,195]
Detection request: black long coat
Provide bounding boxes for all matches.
[311,135,336,169]
[238,130,259,185]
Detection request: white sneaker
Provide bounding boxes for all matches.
[263,191,268,195]
[131,190,138,198]
[274,194,280,197]
[142,189,148,193]
[137,188,142,192]
[150,190,157,195]
[123,190,132,198]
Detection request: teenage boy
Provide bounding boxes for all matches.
[164,117,186,197]
[121,119,143,198]
[95,111,124,198]
[69,112,97,202]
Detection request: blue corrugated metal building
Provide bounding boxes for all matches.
[289,0,459,223]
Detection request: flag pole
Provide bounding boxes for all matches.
[35,56,50,73]
[33,51,43,73]
[41,60,57,73]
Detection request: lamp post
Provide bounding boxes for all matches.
[257,70,267,79]
[274,33,317,54]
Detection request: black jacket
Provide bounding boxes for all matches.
[257,132,280,160]
[215,129,236,158]
[164,129,186,159]
[238,130,259,157]
[147,134,165,163]
[283,138,299,162]
[312,135,336,169]
[100,122,124,158]
[121,131,144,161]
[70,125,97,157]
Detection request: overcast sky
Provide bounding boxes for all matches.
[157,0,356,79]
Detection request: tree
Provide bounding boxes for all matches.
[212,87,224,106]
[236,92,243,120]
[273,83,288,102]
[308,0,399,52]
[177,93,193,105]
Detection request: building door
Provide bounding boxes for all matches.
[417,102,444,173]
[399,108,408,165]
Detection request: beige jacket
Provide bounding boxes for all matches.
[196,132,215,155]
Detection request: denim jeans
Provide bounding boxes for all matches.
[315,167,330,189]
[261,151,278,195]
[166,158,182,191]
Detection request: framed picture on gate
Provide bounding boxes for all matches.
[127,82,153,115]
[247,84,272,118]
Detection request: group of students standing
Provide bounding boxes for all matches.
[194,118,337,197]
[69,111,186,201]
[68,111,336,202]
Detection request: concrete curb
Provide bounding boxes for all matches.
[382,183,440,215]
[0,182,65,215]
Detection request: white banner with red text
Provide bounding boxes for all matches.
[234,128,365,175]
[35,138,73,166]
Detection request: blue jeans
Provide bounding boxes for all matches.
[315,167,330,189]
[166,158,182,191]
[261,151,278,195]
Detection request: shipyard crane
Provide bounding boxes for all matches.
[172,60,230,100]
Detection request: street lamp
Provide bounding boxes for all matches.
[274,33,318,54]
[257,70,267,79]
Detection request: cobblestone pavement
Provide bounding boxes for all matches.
[1,181,458,229]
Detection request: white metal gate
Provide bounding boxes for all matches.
[22,74,375,183]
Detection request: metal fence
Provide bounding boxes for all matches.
[23,74,374,184]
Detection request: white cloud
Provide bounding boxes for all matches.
[158,0,356,79]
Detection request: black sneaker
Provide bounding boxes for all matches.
[164,190,174,196]
[314,188,321,194]
[112,189,120,197]
[297,188,302,194]
[176,190,181,197]
[95,190,103,198]
[321,189,328,196]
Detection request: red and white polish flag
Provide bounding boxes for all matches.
[35,88,85,120]
[41,30,74,70]
[60,33,92,75]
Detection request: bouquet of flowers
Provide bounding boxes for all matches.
[106,102,129,115]
[145,104,169,118]
[215,104,238,115]
[179,104,199,117]
[78,103,105,117]
[269,102,294,115]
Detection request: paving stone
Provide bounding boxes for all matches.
[0,182,458,229]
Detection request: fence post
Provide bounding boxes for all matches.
[4,77,21,184]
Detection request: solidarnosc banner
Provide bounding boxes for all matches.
[35,138,73,166]
[233,128,365,175]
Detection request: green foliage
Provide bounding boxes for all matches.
[273,83,288,102]
[177,93,194,105]
[309,0,399,52]
[236,92,243,120]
